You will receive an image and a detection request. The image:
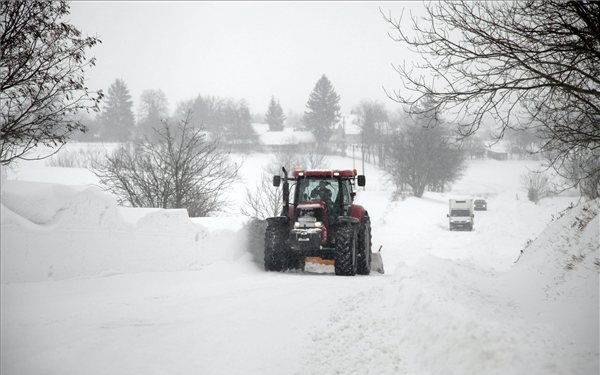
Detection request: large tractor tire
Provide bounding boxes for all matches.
[264,220,289,272]
[356,213,372,275]
[334,224,357,276]
[288,256,306,271]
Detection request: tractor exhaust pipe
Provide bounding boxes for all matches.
[282,167,290,217]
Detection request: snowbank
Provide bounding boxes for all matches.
[1,181,250,283]
[300,200,599,375]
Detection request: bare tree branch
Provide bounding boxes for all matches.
[382,0,600,190]
[1,0,103,165]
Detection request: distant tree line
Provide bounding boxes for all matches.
[4,0,597,221]
[92,75,509,202]
[75,79,260,149]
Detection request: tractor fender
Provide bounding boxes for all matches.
[348,204,365,223]
[337,216,359,225]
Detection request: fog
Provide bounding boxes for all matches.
[68,1,425,115]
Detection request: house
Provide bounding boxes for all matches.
[339,114,362,146]
[485,140,510,160]
[251,123,315,153]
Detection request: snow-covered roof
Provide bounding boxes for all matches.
[251,123,315,146]
[485,139,510,153]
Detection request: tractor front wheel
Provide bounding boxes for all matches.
[334,224,357,276]
[264,221,289,272]
[356,214,372,275]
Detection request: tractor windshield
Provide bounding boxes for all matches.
[297,178,338,203]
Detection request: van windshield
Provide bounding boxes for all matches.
[450,209,471,217]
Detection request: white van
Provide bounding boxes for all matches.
[447,199,474,231]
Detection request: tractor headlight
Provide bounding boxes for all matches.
[294,220,322,228]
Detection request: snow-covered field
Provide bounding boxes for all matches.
[1,144,598,375]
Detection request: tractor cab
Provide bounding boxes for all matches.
[294,174,353,225]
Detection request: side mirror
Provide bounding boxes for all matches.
[273,175,281,187]
[357,175,366,187]
[446,214,449,218]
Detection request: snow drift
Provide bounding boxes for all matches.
[1,180,250,283]
[300,200,599,375]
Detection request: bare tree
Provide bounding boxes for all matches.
[383,0,600,189]
[558,151,600,200]
[92,113,240,217]
[1,0,102,165]
[521,170,553,204]
[352,100,390,167]
[241,171,283,220]
[385,99,465,197]
[240,148,328,220]
[386,123,465,197]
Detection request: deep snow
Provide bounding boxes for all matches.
[1,144,598,375]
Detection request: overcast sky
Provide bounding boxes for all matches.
[69,1,425,117]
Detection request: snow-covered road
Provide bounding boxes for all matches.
[2,153,598,375]
[1,262,387,375]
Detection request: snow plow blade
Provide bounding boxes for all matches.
[305,257,335,266]
[370,246,384,274]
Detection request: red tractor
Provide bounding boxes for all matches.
[264,167,382,276]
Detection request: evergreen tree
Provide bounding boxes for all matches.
[265,96,285,131]
[137,89,169,138]
[303,75,341,144]
[222,99,258,149]
[98,79,135,141]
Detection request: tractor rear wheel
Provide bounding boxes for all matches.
[356,214,372,275]
[334,224,357,276]
[264,221,289,272]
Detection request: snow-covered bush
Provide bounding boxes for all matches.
[521,170,553,203]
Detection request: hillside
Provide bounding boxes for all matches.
[1,149,598,375]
